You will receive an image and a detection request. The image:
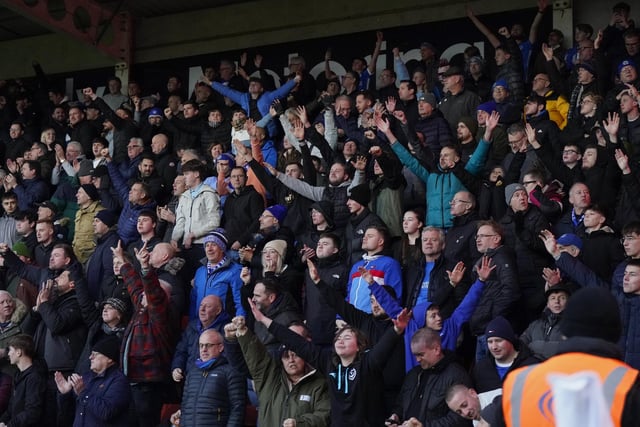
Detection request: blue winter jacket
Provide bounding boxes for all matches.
[211,79,297,137]
[371,278,485,372]
[191,257,245,319]
[391,139,490,228]
[107,162,157,246]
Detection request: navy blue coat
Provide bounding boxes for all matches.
[85,230,121,301]
[73,365,131,427]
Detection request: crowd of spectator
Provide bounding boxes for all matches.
[0,0,639,426]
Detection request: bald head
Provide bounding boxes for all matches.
[199,295,223,327]
[149,243,176,268]
[151,133,169,155]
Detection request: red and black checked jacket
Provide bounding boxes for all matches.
[120,263,174,382]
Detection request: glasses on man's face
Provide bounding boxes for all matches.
[579,99,594,106]
[563,149,579,155]
[476,234,497,240]
[450,199,471,205]
[199,342,222,349]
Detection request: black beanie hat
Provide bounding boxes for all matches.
[348,183,371,207]
[559,287,621,343]
[80,184,100,202]
[485,316,517,346]
[91,335,121,364]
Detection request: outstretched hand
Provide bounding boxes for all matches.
[392,308,412,334]
[475,256,496,281]
[539,229,560,258]
[446,261,466,286]
[248,297,272,327]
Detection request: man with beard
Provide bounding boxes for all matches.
[270,159,365,233]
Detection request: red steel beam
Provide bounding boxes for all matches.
[1,0,133,64]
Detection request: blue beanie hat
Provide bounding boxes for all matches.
[492,79,509,90]
[477,101,497,114]
[266,204,288,223]
[203,228,228,252]
[216,153,236,170]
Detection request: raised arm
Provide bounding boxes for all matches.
[528,0,549,44]
[466,5,501,48]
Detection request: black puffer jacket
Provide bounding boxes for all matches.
[495,37,525,104]
[180,356,247,427]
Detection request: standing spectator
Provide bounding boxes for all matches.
[101,77,128,112]
[5,160,49,211]
[208,73,301,139]
[438,66,481,135]
[222,167,264,251]
[386,328,473,426]
[114,242,175,427]
[251,296,410,426]
[21,266,87,427]
[72,184,104,264]
[499,183,553,322]
[66,106,99,159]
[105,150,157,246]
[190,230,244,320]
[0,334,48,427]
[520,283,571,360]
[472,316,539,402]
[171,159,220,278]
[470,220,520,360]
[229,315,331,427]
[85,210,121,302]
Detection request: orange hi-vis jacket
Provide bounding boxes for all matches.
[503,352,639,427]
